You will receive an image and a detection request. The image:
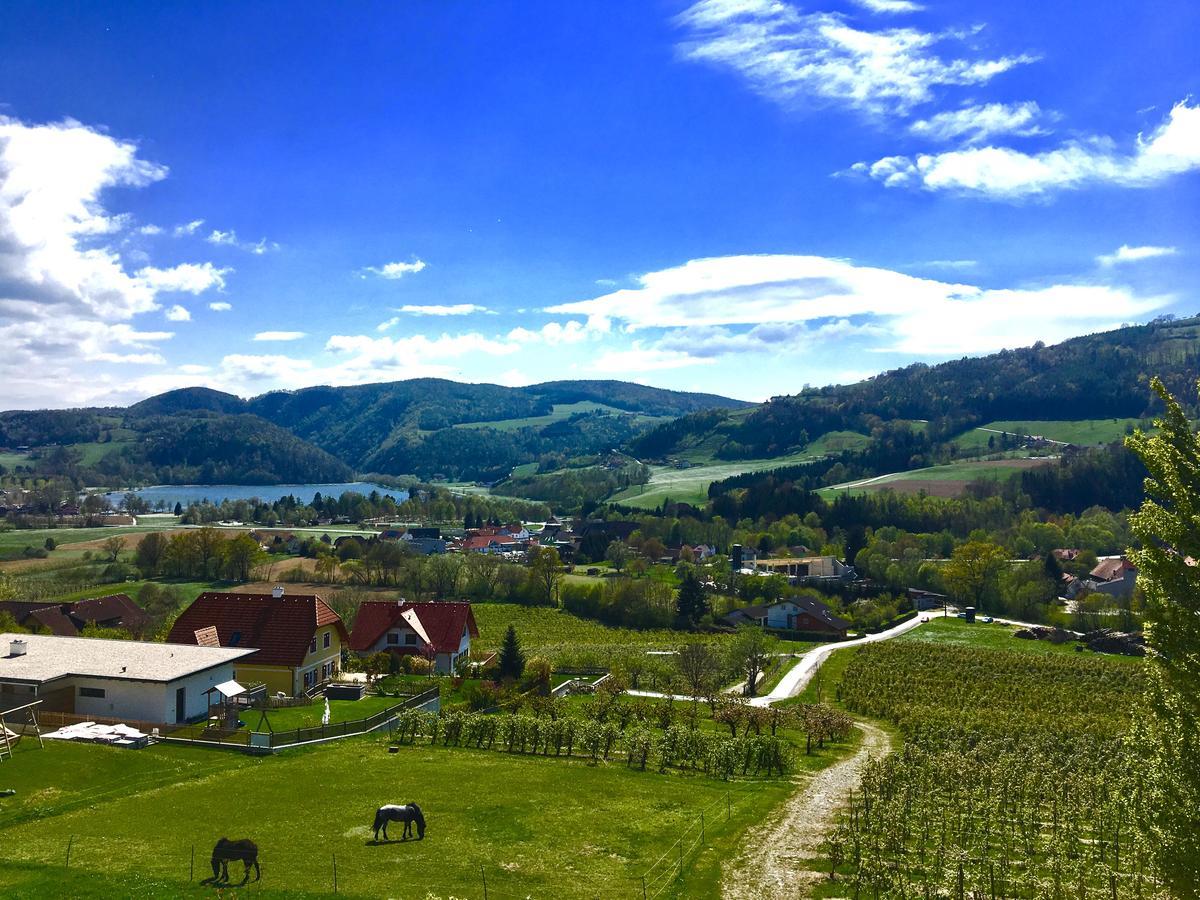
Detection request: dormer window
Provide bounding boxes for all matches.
[404,633,417,646]
[387,633,399,645]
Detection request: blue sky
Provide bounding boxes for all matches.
[0,0,1197,407]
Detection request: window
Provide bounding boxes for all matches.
[79,686,105,699]
[386,633,399,645]
[323,631,331,649]
[404,633,417,646]
[229,630,242,646]
[310,638,317,654]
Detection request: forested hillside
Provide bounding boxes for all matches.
[633,315,1200,460]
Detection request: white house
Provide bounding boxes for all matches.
[0,633,257,725]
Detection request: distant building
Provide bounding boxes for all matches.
[722,597,850,636]
[0,632,256,724]
[166,588,347,696]
[0,594,149,638]
[749,555,856,582]
[349,600,478,674]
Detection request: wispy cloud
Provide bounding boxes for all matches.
[675,0,1034,117]
[547,253,1168,356]
[164,305,191,322]
[207,229,278,255]
[137,262,231,294]
[365,259,428,279]
[173,219,205,237]
[909,101,1050,144]
[398,303,488,316]
[1097,244,1178,266]
[252,331,306,342]
[853,99,1200,198]
[208,301,233,312]
[852,0,924,13]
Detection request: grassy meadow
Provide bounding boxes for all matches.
[0,735,793,898]
[951,418,1143,450]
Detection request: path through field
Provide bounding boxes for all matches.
[720,721,892,899]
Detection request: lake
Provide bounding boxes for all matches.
[104,481,409,508]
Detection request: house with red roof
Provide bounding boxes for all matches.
[459,534,519,554]
[0,594,149,638]
[166,587,348,696]
[350,600,478,673]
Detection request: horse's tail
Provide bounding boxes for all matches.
[372,808,385,831]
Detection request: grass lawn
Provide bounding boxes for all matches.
[0,524,178,555]
[241,695,413,733]
[817,456,1054,499]
[472,603,818,662]
[0,735,794,898]
[894,616,1143,661]
[453,400,669,433]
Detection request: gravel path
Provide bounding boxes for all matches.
[720,721,893,899]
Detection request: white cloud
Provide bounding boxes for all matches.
[397,303,488,316]
[178,364,210,375]
[857,100,1200,198]
[164,304,191,322]
[0,113,233,406]
[1097,244,1178,266]
[909,101,1049,144]
[137,262,231,294]
[208,301,233,312]
[675,0,1034,117]
[206,229,277,255]
[252,331,307,342]
[852,0,923,12]
[547,253,1168,356]
[919,259,978,270]
[365,259,427,279]
[591,344,715,374]
[173,219,205,237]
[137,224,163,236]
[507,320,593,346]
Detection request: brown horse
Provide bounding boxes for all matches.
[209,837,260,883]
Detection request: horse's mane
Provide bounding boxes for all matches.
[409,803,424,824]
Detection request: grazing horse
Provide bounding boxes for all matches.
[210,838,261,883]
[372,803,426,841]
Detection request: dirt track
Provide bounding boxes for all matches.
[720,722,892,899]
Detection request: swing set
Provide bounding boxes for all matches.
[0,700,44,762]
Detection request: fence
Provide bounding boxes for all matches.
[10,782,767,898]
[159,687,440,752]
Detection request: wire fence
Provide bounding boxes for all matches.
[0,782,769,899]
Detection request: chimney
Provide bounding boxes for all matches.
[272,585,285,599]
[9,639,27,657]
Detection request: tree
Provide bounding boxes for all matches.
[526,546,563,606]
[1125,378,1200,891]
[675,642,722,714]
[641,537,666,561]
[727,624,776,698]
[101,535,126,563]
[497,624,525,681]
[173,501,183,516]
[940,540,1007,614]
[134,531,168,576]
[675,571,708,626]
[604,539,631,573]
[220,534,261,581]
[365,652,391,683]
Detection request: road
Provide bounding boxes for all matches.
[626,613,932,707]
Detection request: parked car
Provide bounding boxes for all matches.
[981,615,994,624]
[956,612,967,619]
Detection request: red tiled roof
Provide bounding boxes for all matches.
[1090,558,1136,582]
[461,535,516,551]
[349,600,478,654]
[0,594,147,637]
[166,592,348,667]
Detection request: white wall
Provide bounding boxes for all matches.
[70,663,239,723]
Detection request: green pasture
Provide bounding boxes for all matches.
[0,451,30,468]
[817,456,1053,498]
[453,401,669,433]
[953,418,1143,450]
[895,616,1143,662]
[0,524,178,554]
[0,736,792,898]
[612,434,870,510]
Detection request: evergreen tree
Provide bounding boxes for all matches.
[173,501,183,516]
[497,624,525,681]
[1126,378,1200,890]
[675,571,707,625]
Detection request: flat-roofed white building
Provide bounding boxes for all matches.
[0,633,258,725]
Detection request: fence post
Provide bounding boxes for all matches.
[701,812,705,844]
[332,853,338,893]
[641,875,647,899]
[678,837,683,879]
[480,864,488,900]
[65,835,73,868]
[190,844,195,881]
[727,792,731,821]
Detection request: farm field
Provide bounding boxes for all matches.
[952,418,1144,450]
[0,524,180,555]
[611,432,870,510]
[452,400,670,433]
[817,456,1053,499]
[894,616,1143,660]
[471,602,819,662]
[0,735,793,899]
[815,630,1156,895]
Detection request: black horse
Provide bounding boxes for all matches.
[209,837,261,884]
[372,803,426,842]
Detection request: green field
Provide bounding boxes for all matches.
[0,736,791,898]
[0,525,177,555]
[612,432,870,509]
[953,418,1143,450]
[453,401,669,433]
[817,455,1053,498]
[0,451,31,468]
[894,616,1142,660]
[471,603,818,661]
